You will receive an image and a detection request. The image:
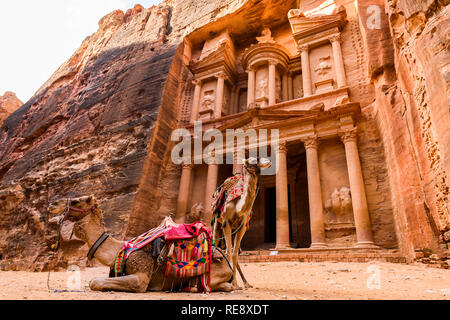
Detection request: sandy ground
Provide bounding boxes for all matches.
[0,261,448,300]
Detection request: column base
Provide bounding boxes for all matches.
[355,241,377,249]
[275,244,291,250]
[310,242,328,249]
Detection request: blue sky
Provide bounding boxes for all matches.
[0,0,161,103]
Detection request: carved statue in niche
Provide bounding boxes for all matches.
[325,186,353,223]
[314,56,332,78]
[256,27,275,44]
[200,90,215,113]
[293,74,304,98]
[256,79,268,99]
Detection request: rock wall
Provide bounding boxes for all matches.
[356,0,449,259]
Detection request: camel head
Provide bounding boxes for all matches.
[243,157,272,175]
[48,195,105,242]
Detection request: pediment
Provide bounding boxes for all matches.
[216,108,321,131]
[189,42,237,78]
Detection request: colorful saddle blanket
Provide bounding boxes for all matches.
[165,231,212,292]
[211,173,245,215]
[113,217,212,292]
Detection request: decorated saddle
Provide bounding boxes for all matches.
[211,173,245,217]
[112,217,213,292]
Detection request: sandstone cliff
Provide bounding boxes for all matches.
[0,92,23,127]
[356,0,449,257]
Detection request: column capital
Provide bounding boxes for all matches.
[302,136,319,150]
[340,128,358,144]
[298,43,310,52]
[268,59,278,66]
[214,71,227,80]
[277,141,288,153]
[329,33,342,43]
[182,163,194,170]
[192,79,202,86]
[246,65,256,73]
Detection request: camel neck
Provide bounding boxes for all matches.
[241,170,259,213]
[77,210,124,267]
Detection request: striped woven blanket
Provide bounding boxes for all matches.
[165,231,212,292]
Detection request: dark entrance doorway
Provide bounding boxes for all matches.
[264,187,277,243]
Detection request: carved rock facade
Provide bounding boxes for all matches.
[0,0,448,270]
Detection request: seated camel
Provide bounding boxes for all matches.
[48,196,233,293]
[212,157,271,290]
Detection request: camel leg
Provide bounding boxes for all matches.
[89,272,150,293]
[223,224,233,262]
[237,262,253,289]
[231,226,247,290]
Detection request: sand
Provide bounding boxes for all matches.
[0,261,448,300]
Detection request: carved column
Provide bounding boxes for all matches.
[340,128,374,247]
[268,60,277,106]
[233,149,243,174]
[204,163,219,226]
[299,45,312,97]
[190,80,202,123]
[330,34,347,88]
[288,72,294,100]
[303,136,327,248]
[176,164,194,223]
[215,72,226,119]
[276,142,291,249]
[247,67,256,107]
[282,72,289,102]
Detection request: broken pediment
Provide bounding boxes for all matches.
[288,4,347,40]
[189,31,237,81]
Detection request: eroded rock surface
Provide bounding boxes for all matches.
[0,92,23,127]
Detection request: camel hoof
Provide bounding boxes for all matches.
[244,283,253,289]
[232,285,243,291]
[89,278,103,292]
[190,287,199,293]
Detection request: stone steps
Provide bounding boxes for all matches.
[238,248,407,264]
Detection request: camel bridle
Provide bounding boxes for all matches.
[60,198,97,223]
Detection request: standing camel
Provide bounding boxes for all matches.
[212,157,271,290]
[48,196,233,293]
